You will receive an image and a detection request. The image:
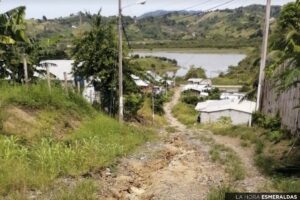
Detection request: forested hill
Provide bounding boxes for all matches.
[26,5,282,50]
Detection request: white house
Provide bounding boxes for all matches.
[131,74,149,88]
[39,60,74,81]
[38,60,97,103]
[187,78,212,86]
[220,93,245,101]
[195,100,256,126]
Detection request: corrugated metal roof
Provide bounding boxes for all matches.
[195,100,256,114]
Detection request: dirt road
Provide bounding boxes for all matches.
[99,88,269,199]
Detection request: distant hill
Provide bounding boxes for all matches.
[138,10,202,19]
[25,5,282,50]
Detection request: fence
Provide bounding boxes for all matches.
[261,79,300,135]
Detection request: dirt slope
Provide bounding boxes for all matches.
[98,88,270,199]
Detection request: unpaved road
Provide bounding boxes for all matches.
[99,88,269,199]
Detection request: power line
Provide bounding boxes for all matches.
[175,0,237,21]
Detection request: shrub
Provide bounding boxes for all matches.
[207,186,236,200]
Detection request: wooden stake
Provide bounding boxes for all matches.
[77,81,80,94]
[46,63,51,93]
[64,72,68,94]
[23,54,28,88]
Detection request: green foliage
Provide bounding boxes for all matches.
[207,186,236,200]
[0,115,153,196]
[124,93,144,120]
[212,51,259,86]
[0,82,94,116]
[272,178,300,192]
[172,102,198,126]
[268,0,300,90]
[131,56,178,76]
[254,154,278,175]
[252,112,281,131]
[208,88,221,100]
[209,144,245,181]
[153,94,166,115]
[54,180,98,200]
[184,66,207,80]
[181,91,205,106]
[72,13,144,117]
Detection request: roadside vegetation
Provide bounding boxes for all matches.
[0,83,154,198]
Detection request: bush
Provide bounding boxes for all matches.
[125,93,144,120]
[207,186,235,200]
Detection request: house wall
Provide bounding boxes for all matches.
[200,110,251,125]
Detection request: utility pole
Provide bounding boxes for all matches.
[118,0,124,122]
[256,0,271,111]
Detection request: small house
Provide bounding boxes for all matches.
[195,100,256,126]
[187,78,212,87]
[220,93,245,101]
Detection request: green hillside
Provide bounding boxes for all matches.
[25,5,282,51]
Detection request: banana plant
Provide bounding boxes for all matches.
[0,6,29,45]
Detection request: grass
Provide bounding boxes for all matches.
[137,97,167,126]
[209,144,246,181]
[207,185,236,200]
[132,57,178,75]
[172,102,198,126]
[0,83,155,197]
[53,180,98,200]
[0,82,95,116]
[272,177,300,192]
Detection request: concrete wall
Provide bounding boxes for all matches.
[200,110,251,125]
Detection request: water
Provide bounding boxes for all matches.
[134,51,246,78]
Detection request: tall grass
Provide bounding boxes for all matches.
[0,82,95,116]
[0,115,153,196]
[172,102,198,126]
[0,83,154,197]
[209,144,245,181]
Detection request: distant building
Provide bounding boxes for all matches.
[37,60,97,104]
[195,100,256,126]
[187,78,212,86]
[131,74,149,88]
[220,93,245,101]
[182,78,212,95]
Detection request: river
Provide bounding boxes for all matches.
[134,50,246,78]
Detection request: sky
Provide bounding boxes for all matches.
[0,0,295,19]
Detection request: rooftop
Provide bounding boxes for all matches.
[195,99,256,114]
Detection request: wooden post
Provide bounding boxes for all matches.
[23,54,28,88]
[46,63,51,93]
[77,81,80,94]
[63,72,68,94]
[152,85,155,125]
[90,90,93,104]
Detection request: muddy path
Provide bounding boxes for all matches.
[99,88,270,199]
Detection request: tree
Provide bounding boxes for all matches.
[72,12,144,117]
[185,66,207,80]
[268,0,300,90]
[0,6,32,82]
